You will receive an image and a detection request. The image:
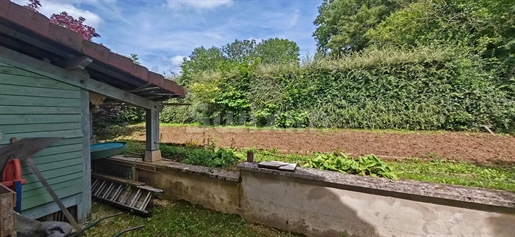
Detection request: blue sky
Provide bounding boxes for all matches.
[14,0,321,74]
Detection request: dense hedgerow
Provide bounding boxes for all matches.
[161,47,515,133]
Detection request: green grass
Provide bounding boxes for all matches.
[120,140,515,192]
[253,150,515,191]
[84,201,299,237]
[388,158,515,191]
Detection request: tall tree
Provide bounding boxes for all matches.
[25,0,100,40]
[313,0,406,56]
[367,0,515,78]
[221,39,257,63]
[180,38,301,86]
[180,46,227,86]
[255,38,300,64]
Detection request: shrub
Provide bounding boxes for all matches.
[163,46,515,133]
[159,144,242,168]
[249,47,515,132]
[303,153,397,179]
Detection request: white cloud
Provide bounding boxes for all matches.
[167,0,233,10]
[11,0,103,28]
[170,55,188,66]
[41,2,103,28]
[289,9,300,27]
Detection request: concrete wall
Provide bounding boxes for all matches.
[95,159,241,214]
[240,170,515,237]
[95,158,515,237]
[138,169,241,214]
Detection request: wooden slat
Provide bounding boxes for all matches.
[0,65,48,79]
[0,137,62,172]
[2,137,83,147]
[1,129,83,139]
[23,164,83,184]
[21,195,79,220]
[0,123,82,134]
[31,151,83,165]
[22,178,83,199]
[0,95,81,107]
[0,84,81,99]
[31,144,83,158]
[22,172,84,191]
[22,185,83,210]
[0,106,81,115]
[21,156,82,172]
[25,157,82,230]
[41,137,83,147]
[0,115,81,125]
[0,73,77,90]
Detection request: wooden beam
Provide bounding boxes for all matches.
[63,56,93,70]
[129,86,160,93]
[80,89,92,221]
[0,45,157,109]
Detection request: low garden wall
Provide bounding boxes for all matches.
[94,158,515,237]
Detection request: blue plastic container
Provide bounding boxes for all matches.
[90,142,127,160]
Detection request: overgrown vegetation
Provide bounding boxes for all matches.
[120,139,515,191]
[162,47,515,132]
[84,201,299,237]
[253,150,515,192]
[303,153,397,179]
[152,0,515,134]
[123,140,242,168]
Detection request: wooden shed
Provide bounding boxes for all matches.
[0,0,186,222]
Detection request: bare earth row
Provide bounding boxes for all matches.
[129,126,515,164]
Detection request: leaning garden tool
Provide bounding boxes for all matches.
[0,137,82,231]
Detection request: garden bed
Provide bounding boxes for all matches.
[122,124,515,164]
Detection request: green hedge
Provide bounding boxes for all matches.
[163,47,515,132]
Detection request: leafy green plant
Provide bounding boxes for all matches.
[159,143,242,168]
[303,153,397,179]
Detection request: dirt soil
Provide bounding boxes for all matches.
[129,126,515,164]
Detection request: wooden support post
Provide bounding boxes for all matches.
[144,108,161,162]
[247,151,254,162]
[80,89,92,221]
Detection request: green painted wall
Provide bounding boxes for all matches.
[0,62,84,211]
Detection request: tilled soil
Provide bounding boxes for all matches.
[130,126,515,164]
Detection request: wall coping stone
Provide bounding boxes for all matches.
[105,157,240,182]
[238,162,515,209]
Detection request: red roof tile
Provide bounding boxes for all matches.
[1,0,185,98]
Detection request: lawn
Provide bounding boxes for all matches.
[84,201,299,237]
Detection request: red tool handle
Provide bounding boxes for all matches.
[1,158,26,189]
